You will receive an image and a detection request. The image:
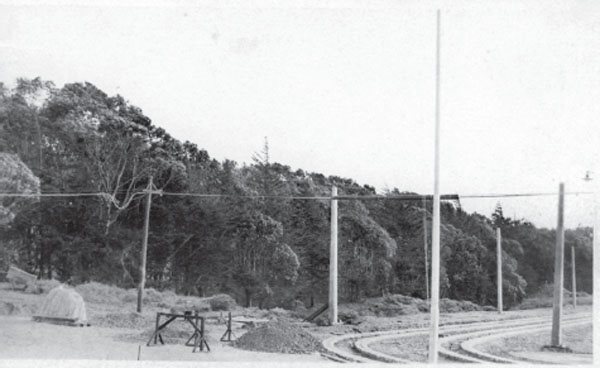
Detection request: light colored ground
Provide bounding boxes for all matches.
[478,320,593,363]
[0,316,324,362]
[0,282,592,364]
[332,306,593,364]
[511,351,592,365]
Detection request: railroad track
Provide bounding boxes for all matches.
[321,312,592,363]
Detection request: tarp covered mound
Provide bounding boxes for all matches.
[35,285,88,325]
[6,265,36,289]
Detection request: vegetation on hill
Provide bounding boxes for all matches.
[0,78,593,310]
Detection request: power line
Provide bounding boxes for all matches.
[0,191,593,199]
[0,192,108,198]
[461,191,593,199]
[159,192,461,201]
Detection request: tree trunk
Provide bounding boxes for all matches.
[245,288,252,308]
[47,251,53,279]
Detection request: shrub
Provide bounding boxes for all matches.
[283,299,306,311]
[94,311,152,329]
[24,279,61,294]
[372,303,420,317]
[75,282,129,304]
[315,316,329,326]
[416,302,430,313]
[264,307,291,320]
[208,294,236,311]
[383,294,417,305]
[440,298,482,313]
[339,310,363,325]
[513,294,593,310]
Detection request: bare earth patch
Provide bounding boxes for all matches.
[371,334,429,362]
[480,323,593,360]
[0,316,324,362]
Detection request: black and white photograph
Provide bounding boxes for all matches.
[0,0,598,366]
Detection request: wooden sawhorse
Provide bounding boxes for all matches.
[146,312,210,352]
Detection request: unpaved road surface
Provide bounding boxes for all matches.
[0,316,324,362]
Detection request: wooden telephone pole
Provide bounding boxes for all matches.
[329,185,338,325]
[138,176,154,313]
[571,246,576,308]
[593,176,600,365]
[423,198,430,300]
[428,9,442,364]
[550,182,565,346]
[497,228,503,313]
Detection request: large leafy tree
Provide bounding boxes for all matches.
[1,77,592,308]
[228,211,299,307]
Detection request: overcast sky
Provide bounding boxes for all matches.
[1,0,599,228]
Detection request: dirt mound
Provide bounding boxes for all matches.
[514,294,593,310]
[440,298,482,313]
[75,282,129,304]
[74,282,177,306]
[122,288,175,304]
[235,321,323,354]
[94,311,153,329]
[339,294,485,318]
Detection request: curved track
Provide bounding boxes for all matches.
[321,312,591,363]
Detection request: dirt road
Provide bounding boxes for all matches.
[0,316,324,362]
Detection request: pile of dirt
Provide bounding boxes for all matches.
[440,298,482,313]
[94,311,153,329]
[235,321,323,354]
[169,299,211,314]
[168,293,237,314]
[74,282,181,307]
[122,288,176,304]
[514,294,593,310]
[75,282,129,305]
[340,294,425,317]
[339,294,485,318]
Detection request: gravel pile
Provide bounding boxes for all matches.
[235,321,323,354]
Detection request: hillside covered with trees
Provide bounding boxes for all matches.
[0,78,593,310]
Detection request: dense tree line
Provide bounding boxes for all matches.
[0,78,593,309]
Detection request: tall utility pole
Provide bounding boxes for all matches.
[423,198,430,300]
[137,176,154,313]
[496,228,503,313]
[593,176,600,366]
[428,9,442,364]
[571,246,576,308]
[329,185,338,325]
[550,182,565,346]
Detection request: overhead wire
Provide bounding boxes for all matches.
[0,191,593,199]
